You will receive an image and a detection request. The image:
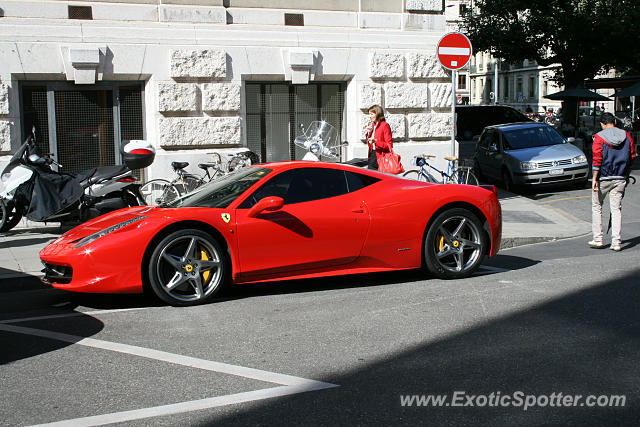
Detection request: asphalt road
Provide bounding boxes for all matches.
[2,210,639,425]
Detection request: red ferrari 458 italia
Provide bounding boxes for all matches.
[40,161,502,306]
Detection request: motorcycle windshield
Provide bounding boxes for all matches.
[1,140,29,176]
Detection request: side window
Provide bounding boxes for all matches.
[478,130,492,149]
[345,171,380,193]
[239,168,349,208]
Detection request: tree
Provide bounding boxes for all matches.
[463,0,640,122]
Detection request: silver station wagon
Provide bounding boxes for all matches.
[473,122,589,191]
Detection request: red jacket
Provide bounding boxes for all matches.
[366,120,393,165]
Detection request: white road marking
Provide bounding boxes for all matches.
[0,307,149,324]
[30,386,327,427]
[0,324,338,426]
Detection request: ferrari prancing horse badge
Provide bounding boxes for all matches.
[221,213,231,223]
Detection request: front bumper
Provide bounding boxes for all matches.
[513,164,589,185]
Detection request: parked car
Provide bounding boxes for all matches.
[456,105,531,142]
[473,122,589,192]
[40,161,502,306]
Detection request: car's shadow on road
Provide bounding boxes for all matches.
[217,254,539,302]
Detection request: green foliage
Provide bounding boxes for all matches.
[463,0,640,86]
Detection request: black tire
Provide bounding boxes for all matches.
[424,208,487,279]
[140,179,180,205]
[148,229,228,306]
[0,201,23,232]
[175,175,205,195]
[473,159,485,181]
[0,200,6,232]
[501,169,516,193]
[403,169,437,183]
[453,167,479,185]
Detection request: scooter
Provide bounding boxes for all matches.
[294,121,346,161]
[0,131,155,232]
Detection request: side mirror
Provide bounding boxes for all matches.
[472,135,481,143]
[247,196,284,218]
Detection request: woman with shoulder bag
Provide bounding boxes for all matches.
[365,105,404,174]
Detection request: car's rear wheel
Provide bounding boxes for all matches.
[424,208,487,279]
[148,229,227,306]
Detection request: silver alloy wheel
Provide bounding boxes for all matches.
[154,233,223,303]
[431,215,483,274]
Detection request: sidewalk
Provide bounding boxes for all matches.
[0,193,592,279]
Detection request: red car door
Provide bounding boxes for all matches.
[234,168,371,280]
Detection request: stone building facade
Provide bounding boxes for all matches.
[0,0,456,179]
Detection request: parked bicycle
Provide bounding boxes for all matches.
[403,154,479,185]
[139,150,259,205]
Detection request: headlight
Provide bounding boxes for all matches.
[73,216,147,248]
[1,172,10,183]
[520,161,537,170]
[310,143,321,154]
[572,154,587,164]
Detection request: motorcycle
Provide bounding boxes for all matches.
[294,121,346,162]
[0,130,155,232]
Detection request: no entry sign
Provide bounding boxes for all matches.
[437,32,472,70]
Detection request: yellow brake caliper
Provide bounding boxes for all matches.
[200,247,211,284]
[437,235,445,252]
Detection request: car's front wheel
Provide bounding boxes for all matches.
[148,229,228,306]
[424,208,487,279]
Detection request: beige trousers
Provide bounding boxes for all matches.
[592,179,627,245]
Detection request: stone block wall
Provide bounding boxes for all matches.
[0,82,11,152]
[359,50,452,145]
[158,48,242,148]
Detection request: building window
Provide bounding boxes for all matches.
[20,82,144,175]
[457,74,467,90]
[517,77,523,102]
[459,2,469,16]
[245,83,345,163]
[504,76,509,98]
[543,80,548,96]
[486,78,493,101]
[528,76,536,98]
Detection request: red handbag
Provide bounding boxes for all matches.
[378,149,405,174]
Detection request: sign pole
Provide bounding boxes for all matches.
[451,69,456,157]
[436,32,472,159]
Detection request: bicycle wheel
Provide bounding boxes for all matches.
[452,167,479,185]
[140,179,180,205]
[403,169,438,183]
[174,174,205,195]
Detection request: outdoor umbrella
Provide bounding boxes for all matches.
[544,87,612,129]
[612,81,640,98]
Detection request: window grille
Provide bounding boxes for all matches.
[245,83,345,163]
[20,83,144,176]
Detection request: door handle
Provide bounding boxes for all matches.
[352,208,365,213]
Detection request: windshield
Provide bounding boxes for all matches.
[164,167,272,209]
[502,126,565,150]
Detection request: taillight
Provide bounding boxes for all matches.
[117,176,136,183]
